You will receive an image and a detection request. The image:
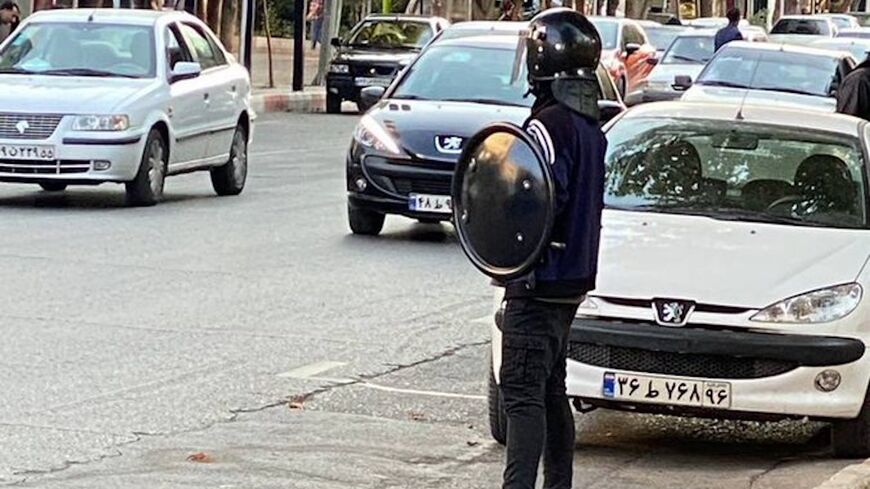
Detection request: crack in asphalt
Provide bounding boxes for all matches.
[748,457,792,489]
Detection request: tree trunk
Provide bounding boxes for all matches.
[220,0,238,54]
[471,0,496,20]
[206,0,223,37]
[626,0,650,17]
[262,0,274,88]
[197,0,207,21]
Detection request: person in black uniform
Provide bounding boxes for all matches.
[499,8,607,489]
[837,57,870,120]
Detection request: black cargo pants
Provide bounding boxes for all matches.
[500,297,580,489]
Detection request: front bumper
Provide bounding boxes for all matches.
[326,74,360,102]
[565,318,869,420]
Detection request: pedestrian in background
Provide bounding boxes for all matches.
[837,58,870,120]
[714,7,743,51]
[307,0,323,49]
[0,1,20,43]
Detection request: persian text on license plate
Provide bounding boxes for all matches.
[409,193,452,214]
[355,77,392,87]
[0,144,55,161]
[603,372,731,409]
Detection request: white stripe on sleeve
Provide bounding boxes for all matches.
[527,119,555,165]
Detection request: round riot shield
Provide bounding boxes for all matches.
[452,123,554,280]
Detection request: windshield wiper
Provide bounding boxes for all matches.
[0,66,37,74]
[697,80,751,89]
[40,68,138,78]
[441,97,527,107]
[667,54,703,63]
[608,203,816,226]
[754,86,821,97]
[392,94,429,100]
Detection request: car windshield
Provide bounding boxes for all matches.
[771,18,831,35]
[814,40,870,61]
[391,44,531,107]
[591,19,619,49]
[604,118,868,229]
[348,20,434,49]
[697,47,841,97]
[0,22,155,78]
[661,36,714,64]
[645,27,684,51]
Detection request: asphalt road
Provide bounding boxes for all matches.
[0,113,858,488]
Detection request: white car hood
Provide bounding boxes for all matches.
[681,85,836,112]
[768,33,829,46]
[594,211,869,308]
[647,63,705,84]
[0,75,158,113]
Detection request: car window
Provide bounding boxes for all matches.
[348,20,434,49]
[179,23,224,70]
[645,27,684,51]
[392,45,530,107]
[698,47,841,97]
[662,36,714,64]
[0,22,155,78]
[590,19,619,50]
[771,18,831,35]
[605,118,867,229]
[165,25,192,70]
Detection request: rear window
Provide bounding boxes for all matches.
[772,18,831,35]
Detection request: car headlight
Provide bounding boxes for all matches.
[329,63,350,74]
[353,115,402,155]
[751,283,863,324]
[72,114,129,131]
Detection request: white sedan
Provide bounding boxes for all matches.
[0,8,252,205]
[489,101,870,457]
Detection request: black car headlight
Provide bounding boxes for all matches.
[353,115,403,156]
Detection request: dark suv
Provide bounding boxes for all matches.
[326,14,449,113]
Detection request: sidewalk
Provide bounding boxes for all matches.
[250,36,330,114]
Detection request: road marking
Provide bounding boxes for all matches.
[356,381,486,401]
[277,361,346,379]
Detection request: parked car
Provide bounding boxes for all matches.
[344,36,624,235]
[428,20,526,44]
[817,13,861,30]
[680,42,855,112]
[813,37,870,62]
[627,29,716,105]
[768,15,838,46]
[0,8,252,206]
[847,11,870,27]
[488,100,870,457]
[637,20,689,57]
[837,27,870,39]
[326,15,449,113]
[685,16,750,29]
[590,16,657,97]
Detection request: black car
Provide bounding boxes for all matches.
[326,14,449,113]
[345,35,626,236]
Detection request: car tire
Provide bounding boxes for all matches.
[326,93,342,114]
[832,388,870,458]
[347,203,384,235]
[126,128,167,207]
[39,182,67,192]
[210,124,248,196]
[488,364,507,445]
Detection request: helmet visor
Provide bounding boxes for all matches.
[510,29,529,86]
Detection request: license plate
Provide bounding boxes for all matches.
[0,144,55,160]
[355,77,392,87]
[408,193,452,214]
[602,372,731,409]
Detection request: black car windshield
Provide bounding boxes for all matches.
[771,18,831,35]
[697,47,841,96]
[604,118,868,229]
[661,36,714,64]
[591,19,619,50]
[0,22,155,78]
[347,20,434,49]
[645,27,685,51]
[391,44,532,107]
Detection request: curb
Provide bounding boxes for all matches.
[815,459,870,489]
[251,89,325,115]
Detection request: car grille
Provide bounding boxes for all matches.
[0,159,90,174]
[0,113,64,140]
[567,342,798,379]
[392,177,452,196]
[351,65,398,77]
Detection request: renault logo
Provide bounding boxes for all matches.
[652,299,695,327]
[435,135,464,154]
[15,120,29,135]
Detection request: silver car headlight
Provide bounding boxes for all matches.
[751,283,863,324]
[329,64,350,74]
[353,115,402,155]
[72,114,129,131]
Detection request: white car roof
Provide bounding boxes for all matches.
[622,101,862,138]
[26,8,193,26]
[447,21,526,31]
[723,40,849,57]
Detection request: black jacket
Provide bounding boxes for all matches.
[505,99,607,300]
[837,60,870,120]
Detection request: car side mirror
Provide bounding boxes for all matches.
[330,37,342,48]
[672,74,693,91]
[170,61,201,83]
[359,86,386,111]
[625,42,642,56]
[598,100,624,125]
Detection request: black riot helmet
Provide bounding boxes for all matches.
[514,8,602,118]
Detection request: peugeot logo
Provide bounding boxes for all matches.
[369,68,377,75]
[15,120,29,135]
[652,298,695,327]
[435,135,464,154]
